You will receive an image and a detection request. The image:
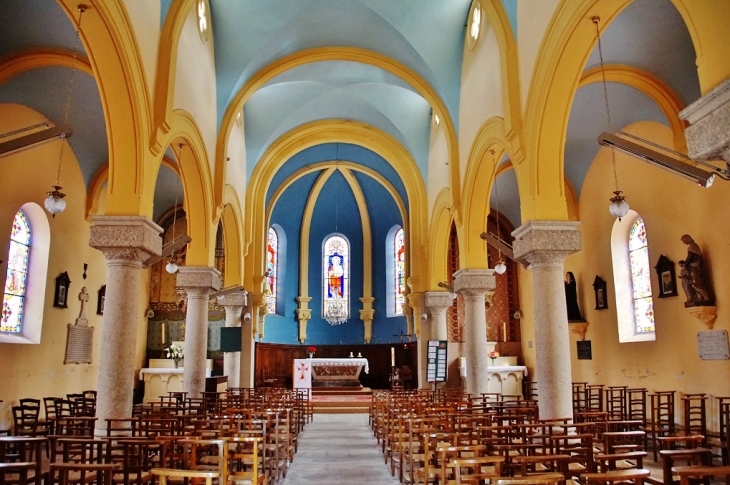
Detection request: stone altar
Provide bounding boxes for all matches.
[300,358,369,388]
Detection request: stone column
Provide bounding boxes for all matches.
[239,307,255,387]
[453,269,496,396]
[217,292,247,388]
[513,221,582,421]
[424,291,453,342]
[177,267,220,398]
[89,216,162,435]
[680,78,730,164]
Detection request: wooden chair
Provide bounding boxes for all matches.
[645,391,675,461]
[681,394,707,447]
[117,439,166,485]
[672,465,730,485]
[225,436,265,485]
[0,436,46,485]
[581,469,650,484]
[0,462,36,485]
[437,444,486,485]
[594,451,647,472]
[151,468,218,485]
[495,472,565,484]
[451,456,503,485]
[605,387,628,422]
[50,464,119,485]
[12,406,48,439]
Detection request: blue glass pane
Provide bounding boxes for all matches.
[266,227,278,313]
[323,235,349,318]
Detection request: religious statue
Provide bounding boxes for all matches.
[564,272,585,322]
[328,255,344,298]
[679,234,714,307]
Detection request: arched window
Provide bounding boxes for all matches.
[386,226,406,316]
[611,211,655,342]
[628,217,655,334]
[323,234,349,324]
[265,227,278,314]
[2,210,31,333]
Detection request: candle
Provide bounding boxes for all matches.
[502,322,507,342]
[391,347,395,367]
[161,323,166,344]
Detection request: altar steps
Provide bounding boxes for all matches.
[311,387,372,414]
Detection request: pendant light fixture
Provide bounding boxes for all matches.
[490,150,507,275]
[44,5,86,217]
[593,16,630,220]
[165,144,183,274]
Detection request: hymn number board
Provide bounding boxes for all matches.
[427,340,448,383]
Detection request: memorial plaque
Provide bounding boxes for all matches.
[577,340,592,360]
[65,324,94,364]
[697,330,730,360]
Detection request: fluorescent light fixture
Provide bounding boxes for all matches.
[598,132,729,188]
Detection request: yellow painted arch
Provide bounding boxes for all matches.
[580,64,688,151]
[297,169,333,299]
[221,185,244,287]
[245,119,429,295]
[428,188,454,289]
[0,49,93,84]
[216,47,460,213]
[57,0,153,216]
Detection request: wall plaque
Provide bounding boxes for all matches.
[697,330,730,360]
[65,324,94,364]
[577,340,592,360]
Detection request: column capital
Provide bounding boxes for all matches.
[453,269,496,297]
[680,78,730,162]
[512,220,582,268]
[89,216,162,264]
[217,292,247,309]
[424,291,454,314]
[176,266,221,297]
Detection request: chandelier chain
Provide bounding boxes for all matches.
[56,5,85,186]
[594,17,620,193]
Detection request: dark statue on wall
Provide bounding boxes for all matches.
[679,234,714,307]
[565,272,585,322]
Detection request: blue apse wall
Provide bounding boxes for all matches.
[262,144,407,345]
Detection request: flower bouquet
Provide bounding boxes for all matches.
[307,346,317,358]
[488,350,499,364]
[165,344,184,367]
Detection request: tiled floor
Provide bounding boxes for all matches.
[281,413,400,484]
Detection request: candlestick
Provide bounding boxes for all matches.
[391,347,395,367]
[161,323,166,345]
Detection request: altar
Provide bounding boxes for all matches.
[293,358,369,391]
[486,365,528,396]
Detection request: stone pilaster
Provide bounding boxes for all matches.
[217,292,247,388]
[360,297,375,344]
[680,78,730,163]
[407,291,426,389]
[513,220,582,421]
[453,269,496,396]
[89,216,162,435]
[177,267,220,398]
[296,296,312,343]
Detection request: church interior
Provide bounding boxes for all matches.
[1,0,730,480]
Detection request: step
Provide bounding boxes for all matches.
[313,406,370,414]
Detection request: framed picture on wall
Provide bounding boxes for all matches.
[593,275,608,310]
[654,255,677,298]
[54,272,71,308]
[97,285,106,315]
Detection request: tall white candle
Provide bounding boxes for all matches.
[503,322,507,342]
[391,347,395,367]
[161,323,166,344]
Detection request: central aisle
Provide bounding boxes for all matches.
[281,413,401,484]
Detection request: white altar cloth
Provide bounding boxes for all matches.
[308,358,369,374]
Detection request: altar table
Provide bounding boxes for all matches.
[293,358,369,391]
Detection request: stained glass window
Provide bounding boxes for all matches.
[323,235,349,322]
[2,210,31,333]
[394,227,406,315]
[265,227,278,314]
[628,217,654,333]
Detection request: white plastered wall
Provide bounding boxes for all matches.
[426,124,449,219]
[225,111,247,206]
[173,3,217,171]
[121,0,161,96]
[459,20,504,184]
[517,0,561,110]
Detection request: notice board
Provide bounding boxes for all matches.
[427,340,448,383]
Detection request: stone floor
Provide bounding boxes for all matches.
[281,413,400,485]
